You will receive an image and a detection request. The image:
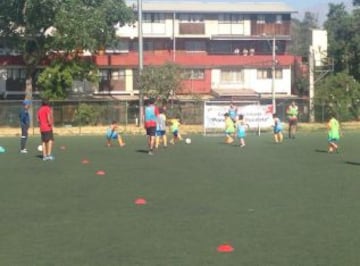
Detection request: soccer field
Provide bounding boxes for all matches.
[0,132,359,266]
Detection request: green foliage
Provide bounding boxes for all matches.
[324,4,353,74]
[314,72,360,120]
[51,0,134,53]
[294,76,309,96]
[37,59,99,100]
[73,103,105,125]
[0,0,134,97]
[138,63,183,103]
[289,12,319,57]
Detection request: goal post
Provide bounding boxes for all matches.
[203,100,274,136]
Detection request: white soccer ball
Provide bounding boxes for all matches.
[185,138,191,144]
[37,145,43,152]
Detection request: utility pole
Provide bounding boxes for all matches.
[137,0,144,127]
[309,46,315,122]
[271,34,276,114]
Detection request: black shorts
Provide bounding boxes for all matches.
[146,127,156,136]
[41,130,54,142]
[288,118,298,126]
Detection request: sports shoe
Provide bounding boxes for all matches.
[48,155,55,160]
[43,156,49,161]
[148,151,154,156]
[20,149,28,153]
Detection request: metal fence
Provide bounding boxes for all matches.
[0,99,204,128]
[0,98,347,131]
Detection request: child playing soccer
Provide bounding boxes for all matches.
[169,117,182,144]
[106,121,125,147]
[273,113,283,143]
[224,113,235,144]
[155,107,167,148]
[236,114,247,147]
[327,114,340,153]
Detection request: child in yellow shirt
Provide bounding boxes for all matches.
[224,113,235,144]
[169,118,182,144]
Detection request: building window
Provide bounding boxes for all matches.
[219,14,244,24]
[256,15,266,24]
[179,14,204,23]
[107,39,129,53]
[99,69,110,81]
[144,41,154,51]
[275,69,283,79]
[111,69,125,81]
[220,69,243,82]
[7,68,26,79]
[257,69,282,79]
[210,41,233,54]
[184,69,205,80]
[143,13,165,23]
[275,15,282,24]
[185,40,206,52]
[0,69,7,80]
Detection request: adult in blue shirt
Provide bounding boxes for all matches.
[19,99,31,153]
[228,102,238,122]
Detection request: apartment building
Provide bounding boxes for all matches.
[0,1,299,100]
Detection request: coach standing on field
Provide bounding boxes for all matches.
[144,98,159,155]
[19,99,31,153]
[37,98,55,160]
[286,101,299,139]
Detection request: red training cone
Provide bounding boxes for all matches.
[96,170,106,176]
[134,198,147,205]
[217,244,234,253]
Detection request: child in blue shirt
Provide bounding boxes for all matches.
[106,121,125,147]
[236,114,247,147]
[273,113,283,143]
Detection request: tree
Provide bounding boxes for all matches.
[37,58,98,100]
[0,0,134,100]
[51,0,134,53]
[138,63,183,104]
[315,72,360,120]
[289,12,319,58]
[348,8,360,81]
[324,3,352,74]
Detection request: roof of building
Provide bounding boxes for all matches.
[130,1,296,14]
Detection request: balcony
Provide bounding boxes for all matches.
[179,23,205,35]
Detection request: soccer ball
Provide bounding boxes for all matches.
[185,138,191,144]
[37,145,43,152]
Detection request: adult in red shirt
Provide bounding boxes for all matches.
[37,98,54,160]
[144,98,159,155]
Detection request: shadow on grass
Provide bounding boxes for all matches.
[315,149,328,153]
[345,161,360,166]
[136,149,149,153]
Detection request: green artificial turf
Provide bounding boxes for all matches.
[0,131,360,266]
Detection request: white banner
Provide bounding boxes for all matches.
[204,104,274,129]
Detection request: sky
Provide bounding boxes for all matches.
[161,0,354,24]
[281,0,353,23]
